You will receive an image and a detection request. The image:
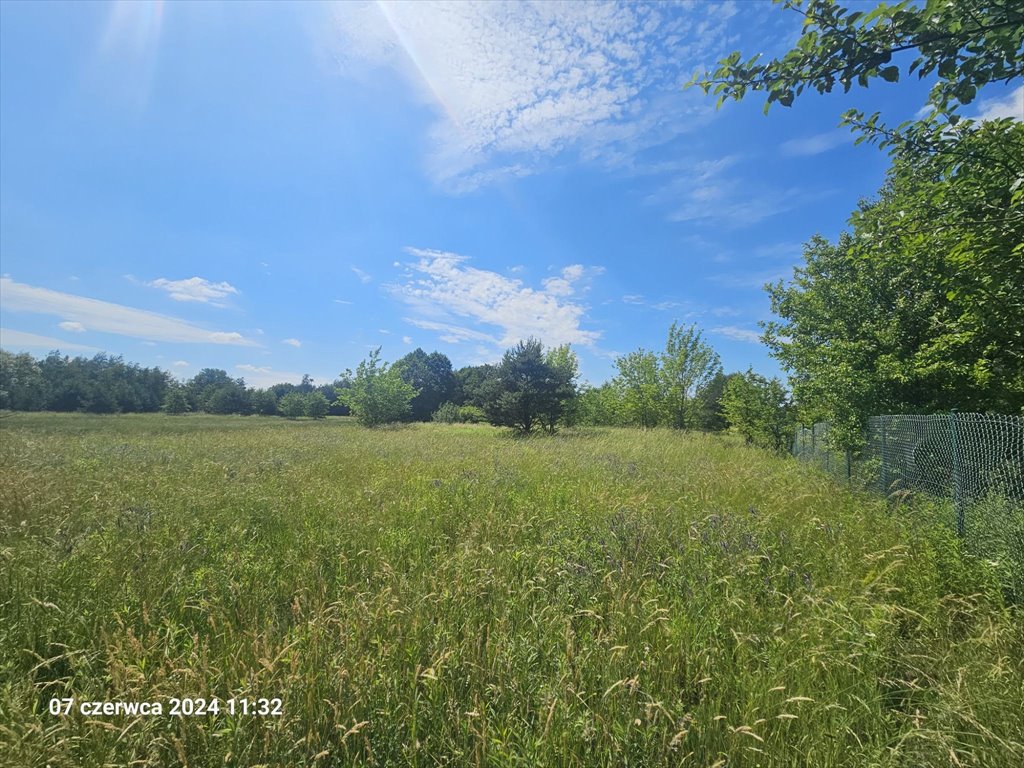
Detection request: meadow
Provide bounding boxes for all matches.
[1,414,1022,767]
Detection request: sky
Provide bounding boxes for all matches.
[1,1,1021,388]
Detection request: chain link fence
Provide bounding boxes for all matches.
[793,413,1024,601]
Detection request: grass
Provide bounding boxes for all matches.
[1,413,1022,767]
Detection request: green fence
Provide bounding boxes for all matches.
[793,413,1024,600]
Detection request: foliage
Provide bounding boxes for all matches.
[2,413,1022,766]
[454,364,498,409]
[689,371,737,432]
[660,322,722,429]
[541,344,581,431]
[250,389,279,416]
[0,350,44,411]
[484,339,576,435]
[432,402,487,424]
[304,391,329,419]
[395,349,457,422]
[0,351,171,413]
[161,386,190,416]
[279,392,307,420]
[431,401,462,423]
[690,0,1024,156]
[763,123,1024,447]
[721,369,796,451]
[337,348,417,427]
[613,349,665,429]
[575,382,627,427]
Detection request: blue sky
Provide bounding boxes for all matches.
[1,1,1021,388]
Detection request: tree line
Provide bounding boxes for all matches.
[0,326,794,449]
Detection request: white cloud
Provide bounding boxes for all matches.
[402,335,413,345]
[0,327,101,353]
[333,299,353,305]
[149,276,240,305]
[331,1,738,190]
[712,325,761,343]
[975,85,1023,122]
[282,338,302,347]
[58,321,87,333]
[173,360,189,368]
[351,267,372,283]
[392,248,601,349]
[378,329,392,335]
[780,130,849,157]
[1,278,256,346]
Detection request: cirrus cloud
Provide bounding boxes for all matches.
[2,277,256,346]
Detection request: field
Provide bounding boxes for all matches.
[1,414,1022,767]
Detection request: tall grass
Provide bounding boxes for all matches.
[1,413,1021,766]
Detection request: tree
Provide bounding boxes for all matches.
[721,370,795,452]
[251,389,279,416]
[454,364,498,409]
[304,391,329,419]
[0,350,45,410]
[613,349,664,429]
[485,339,573,435]
[395,348,457,421]
[763,125,1024,447]
[660,322,722,430]
[690,0,1024,157]
[337,348,417,427]
[690,371,737,432]
[162,386,190,415]
[576,382,626,426]
[279,392,306,419]
[541,344,580,431]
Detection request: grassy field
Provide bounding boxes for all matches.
[1,413,1022,767]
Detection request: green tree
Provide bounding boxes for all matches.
[485,339,572,435]
[304,391,329,419]
[279,392,306,419]
[576,382,626,426]
[660,322,721,430]
[541,344,580,431]
[395,348,457,421]
[337,348,417,427]
[721,370,795,452]
[0,350,46,410]
[613,349,664,429]
[691,371,738,432]
[454,364,498,409]
[763,125,1024,447]
[690,0,1024,157]
[251,389,279,416]
[162,386,190,415]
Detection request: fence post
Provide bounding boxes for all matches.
[950,410,964,537]
[846,449,852,484]
[880,419,888,494]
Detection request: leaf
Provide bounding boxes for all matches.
[879,66,899,83]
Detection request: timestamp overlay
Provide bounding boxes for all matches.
[48,696,283,719]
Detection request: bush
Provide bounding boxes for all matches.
[432,402,461,423]
[458,405,486,423]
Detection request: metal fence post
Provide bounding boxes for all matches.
[950,410,964,537]
[880,419,888,494]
